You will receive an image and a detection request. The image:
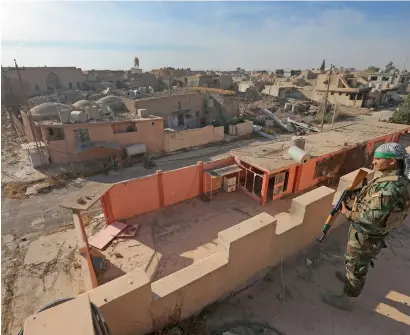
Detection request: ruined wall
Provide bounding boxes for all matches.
[235,121,253,136]
[163,126,224,152]
[2,67,86,96]
[132,93,205,119]
[25,185,337,335]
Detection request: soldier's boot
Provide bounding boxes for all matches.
[321,291,355,311]
[335,271,346,283]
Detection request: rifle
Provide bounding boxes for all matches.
[317,168,369,243]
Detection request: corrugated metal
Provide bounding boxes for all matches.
[207,164,242,177]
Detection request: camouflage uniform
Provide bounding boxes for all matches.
[343,169,410,297]
[322,142,410,310]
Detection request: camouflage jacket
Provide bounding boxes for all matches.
[345,169,410,237]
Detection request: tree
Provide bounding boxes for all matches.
[391,94,410,124]
[320,59,325,71]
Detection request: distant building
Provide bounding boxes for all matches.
[366,71,410,94]
[185,74,233,90]
[151,67,191,78]
[1,66,86,96]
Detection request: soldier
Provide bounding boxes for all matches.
[322,142,410,310]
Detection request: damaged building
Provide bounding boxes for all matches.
[1,66,86,96]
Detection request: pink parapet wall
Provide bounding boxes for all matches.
[24,183,338,335]
[103,157,236,223]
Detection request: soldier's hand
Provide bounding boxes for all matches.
[341,201,348,215]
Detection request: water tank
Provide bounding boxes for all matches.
[291,136,306,150]
[125,143,146,157]
[59,109,70,124]
[376,83,382,90]
[70,110,88,123]
[138,109,149,118]
[284,103,292,111]
[288,145,309,163]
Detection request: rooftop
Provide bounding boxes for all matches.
[90,191,295,285]
[232,121,410,172]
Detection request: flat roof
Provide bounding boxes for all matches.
[34,115,163,127]
[232,121,410,173]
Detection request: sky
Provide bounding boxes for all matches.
[1,1,410,71]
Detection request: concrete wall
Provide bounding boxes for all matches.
[25,185,337,335]
[2,67,86,96]
[163,126,224,152]
[236,121,253,136]
[124,93,205,128]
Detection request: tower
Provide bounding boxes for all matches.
[134,57,139,69]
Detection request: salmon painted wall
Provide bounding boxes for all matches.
[108,175,160,221]
[41,119,165,164]
[162,165,201,206]
[105,158,236,221]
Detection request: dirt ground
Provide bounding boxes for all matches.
[206,217,410,335]
[1,227,87,335]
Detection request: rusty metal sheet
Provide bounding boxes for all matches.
[60,181,113,211]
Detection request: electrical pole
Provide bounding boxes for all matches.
[320,64,333,132]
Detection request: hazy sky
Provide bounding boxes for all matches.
[2,1,410,71]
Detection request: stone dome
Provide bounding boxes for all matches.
[30,102,73,121]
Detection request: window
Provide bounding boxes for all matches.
[196,111,200,117]
[112,122,137,133]
[47,127,64,141]
[75,128,90,148]
[178,102,181,110]
[151,122,155,126]
[382,77,389,82]
[370,76,377,81]
[267,170,289,200]
[35,84,40,91]
[77,82,81,88]
[69,82,73,89]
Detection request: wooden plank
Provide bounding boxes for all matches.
[117,224,139,238]
[60,181,114,211]
[89,221,127,250]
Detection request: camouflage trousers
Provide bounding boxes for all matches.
[343,225,386,297]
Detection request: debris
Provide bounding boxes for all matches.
[117,224,139,238]
[88,221,128,250]
[114,252,123,258]
[25,187,37,196]
[77,197,87,205]
[286,118,319,133]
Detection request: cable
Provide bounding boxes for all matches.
[16,298,111,335]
